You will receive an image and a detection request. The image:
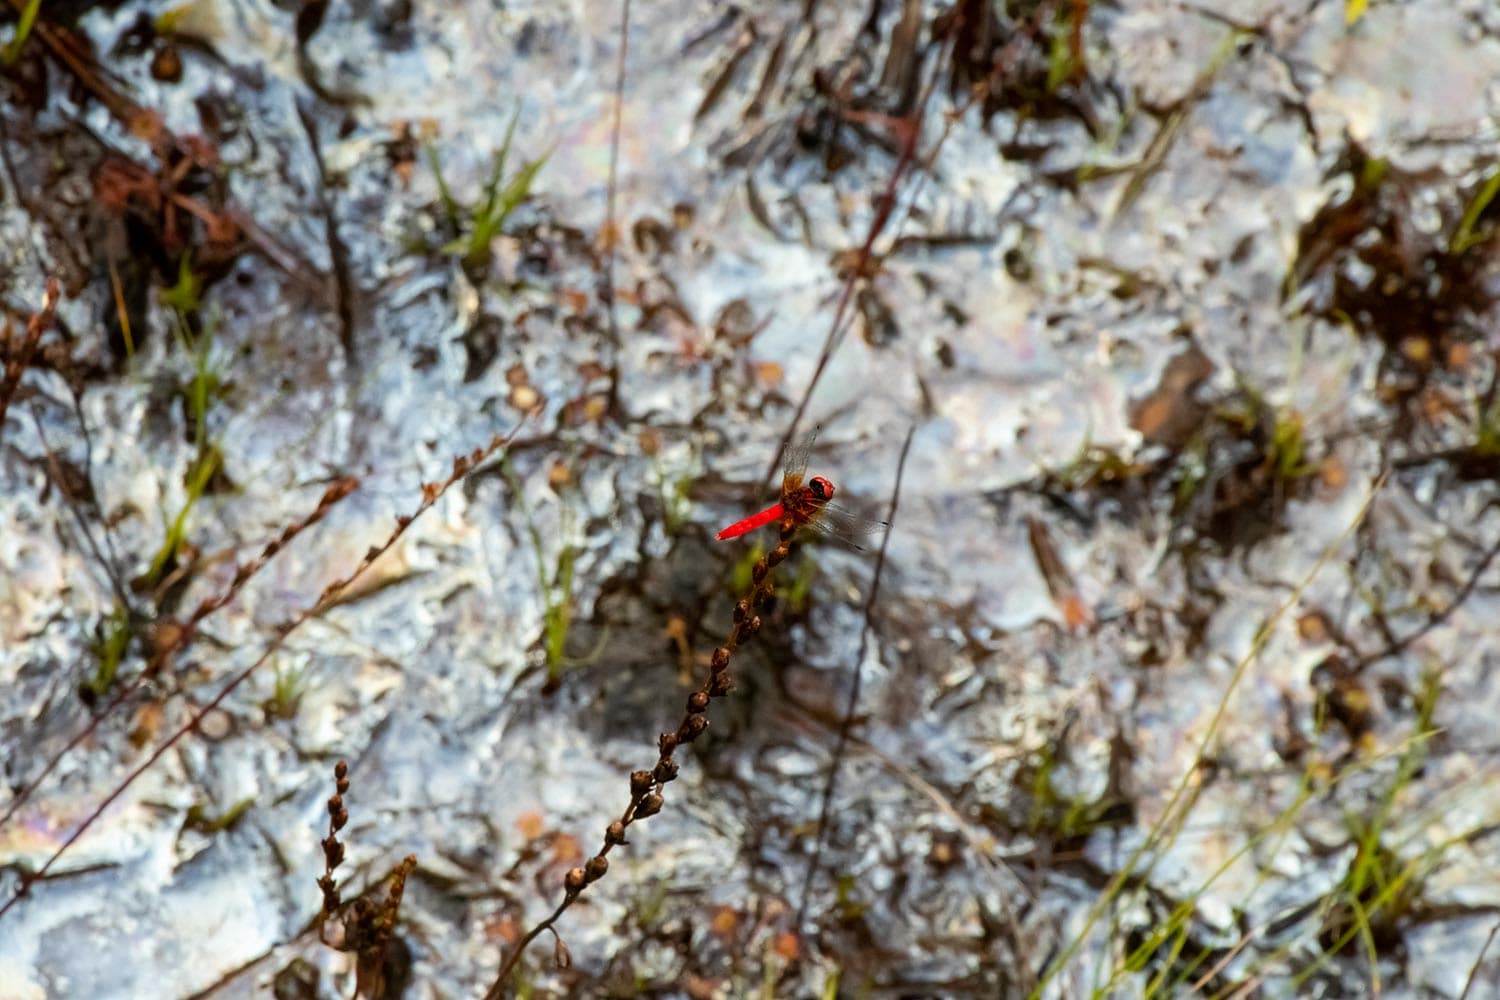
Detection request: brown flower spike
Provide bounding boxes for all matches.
[488,518,800,995]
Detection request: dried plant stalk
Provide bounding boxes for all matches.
[316,759,417,1000]
[488,518,800,996]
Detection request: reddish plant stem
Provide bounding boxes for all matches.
[0,476,359,830]
[487,519,799,996]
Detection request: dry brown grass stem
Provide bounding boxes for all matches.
[487,518,800,997]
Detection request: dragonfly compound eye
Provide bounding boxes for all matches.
[810,476,835,502]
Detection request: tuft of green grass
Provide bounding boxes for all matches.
[1024,740,1126,845]
[654,463,693,536]
[1295,667,1444,994]
[1221,383,1318,484]
[1452,167,1500,255]
[630,880,670,931]
[428,110,550,275]
[137,314,228,593]
[832,873,867,922]
[1083,661,1455,1000]
[83,603,133,701]
[502,455,606,681]
[1048,436,1152,493]
[1476,395,1500,456]
[140,437,219,591]
[263,660,309,720]
[160,253,205,315]
[540,540,577,675]
[1045,6,1080,93]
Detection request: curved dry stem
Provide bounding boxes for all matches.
[0,476,359,830]
[0,424,525,920]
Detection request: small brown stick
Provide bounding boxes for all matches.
[0,276,59,442]
[0,424,524,919]
[597,0,632,421]
[1,0,145,133]
[1460,920,1500,1000]
[487,518,801,996]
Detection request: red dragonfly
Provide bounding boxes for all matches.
[716,429,886,547]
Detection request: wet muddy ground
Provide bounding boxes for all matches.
[4,1,1500,998]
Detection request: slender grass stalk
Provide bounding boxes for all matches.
[0,0,40,66]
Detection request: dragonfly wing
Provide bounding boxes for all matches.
[806,499,889,547]
[781,425,819,492]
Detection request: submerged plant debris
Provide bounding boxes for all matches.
[4,2,1500,999]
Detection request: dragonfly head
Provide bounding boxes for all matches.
[809,476,835,503]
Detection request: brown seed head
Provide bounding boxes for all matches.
[564,867,587,893]
[585,856,609,881]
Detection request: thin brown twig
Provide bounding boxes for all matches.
[600,0,631,421]
[0,422,525,919]
[2,0,145,131]
[794,422,914,931]
[294,99,357,360]
[1356,531,1500,671]
[1460,920,1500,1000]
[761,74,930,483]
[25,400,131,610]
